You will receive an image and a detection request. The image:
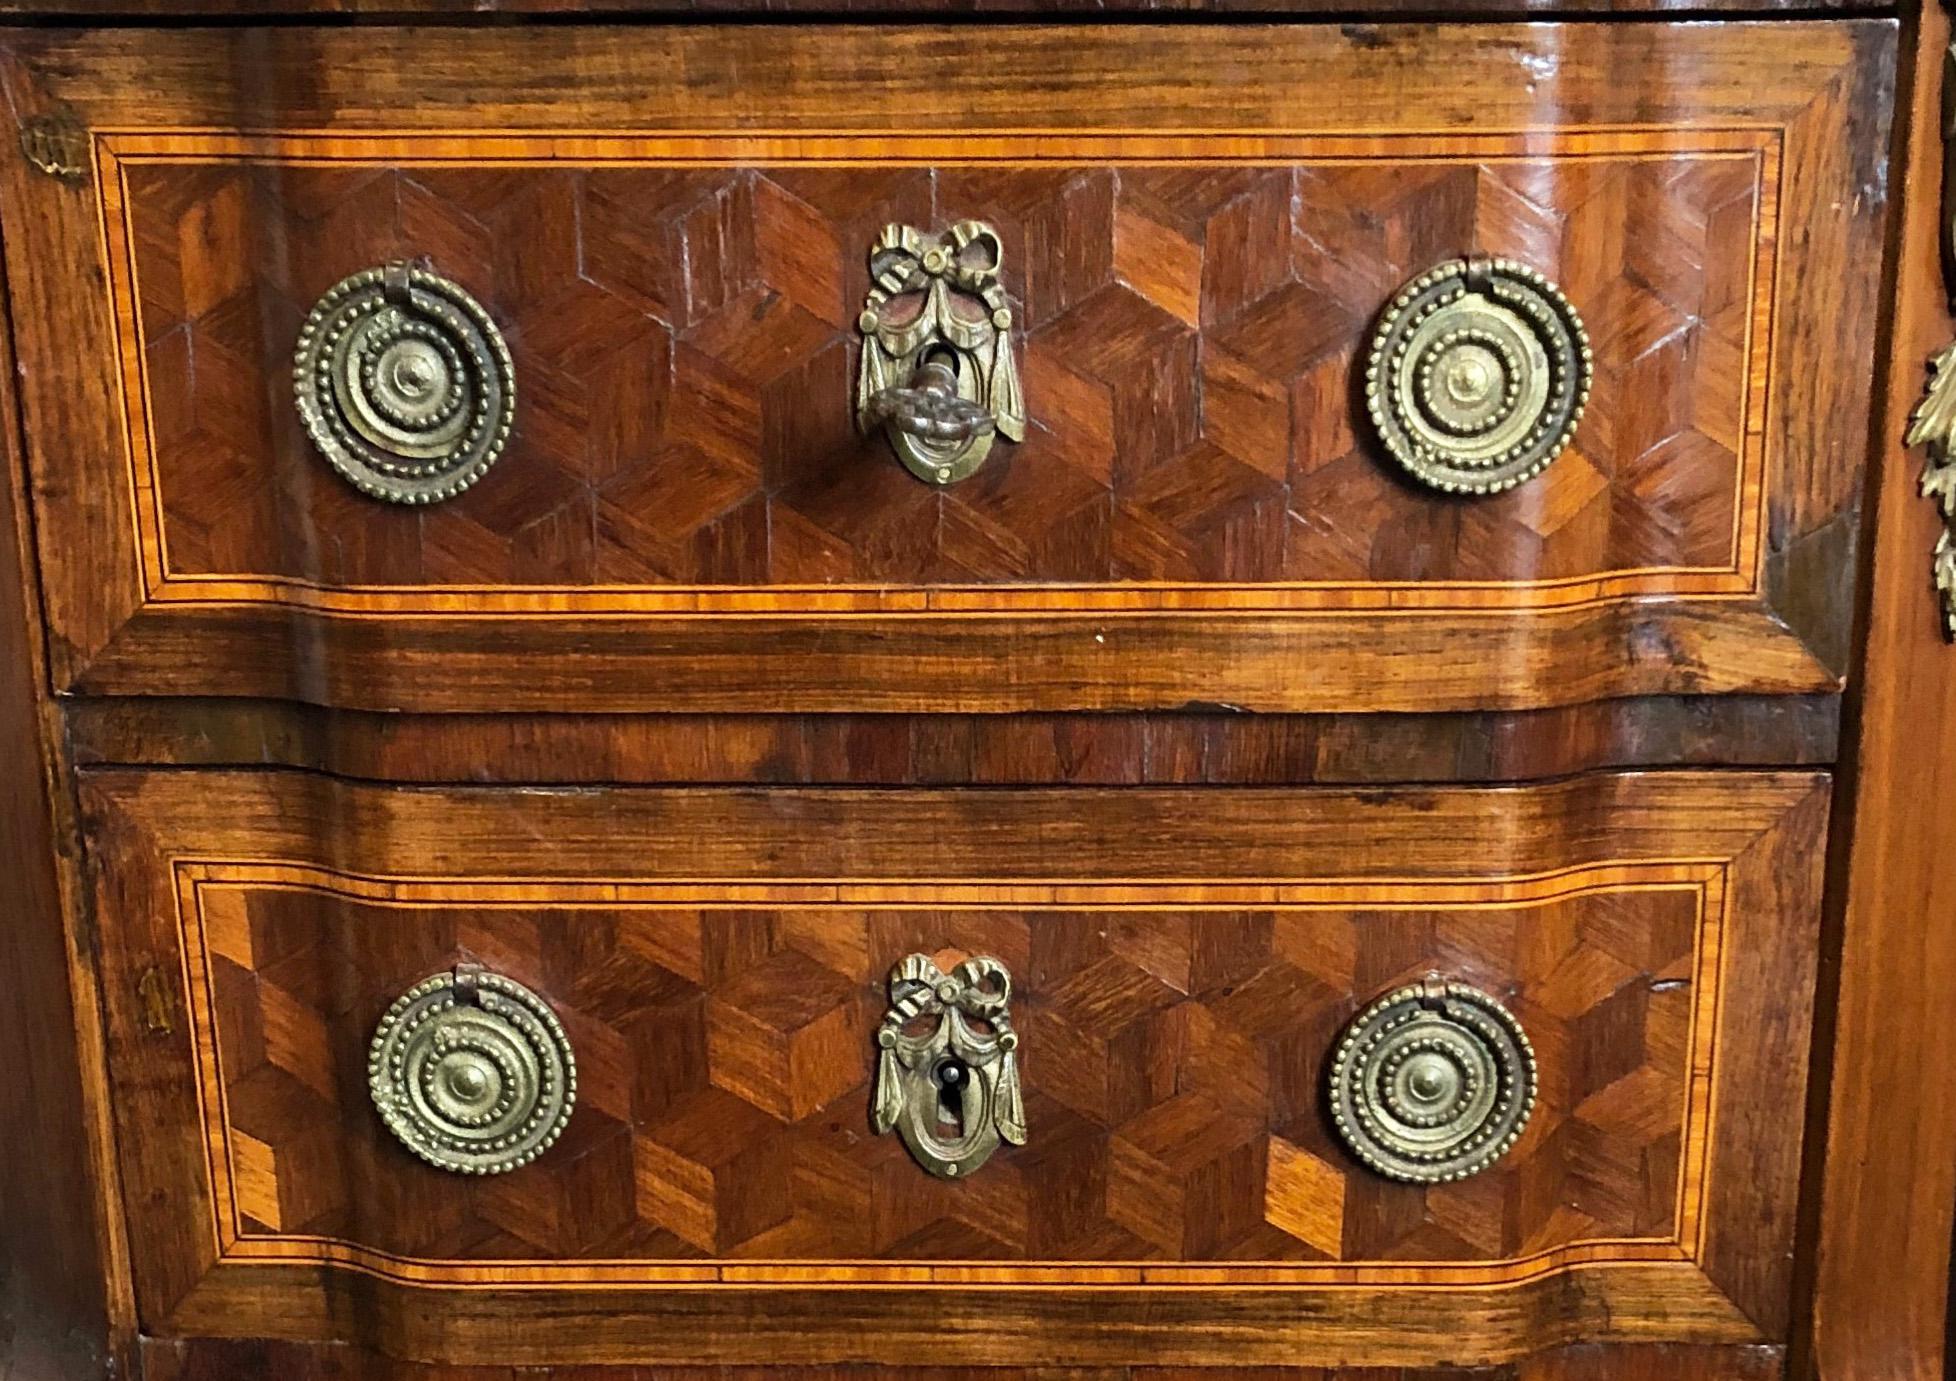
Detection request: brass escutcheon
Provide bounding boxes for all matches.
[870,954,1026,1179]
[856,222,1026,485]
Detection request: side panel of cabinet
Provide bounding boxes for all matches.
[1798,4,1956,1379]
[0,229,122,1374]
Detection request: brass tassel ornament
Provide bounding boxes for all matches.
[992,1025,1028,1148]
[1911,343,1956,639]
[1906,45,1956,638]
[870,1037,904,1135]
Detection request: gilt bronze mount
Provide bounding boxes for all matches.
[1329,973,1537,1184]
[856,221,1026,485]
[870,954,1026,1179]
[18,111,88,183]
[1366,256,1591,495]
[1907,43,1956,637]
[294,260,515,505]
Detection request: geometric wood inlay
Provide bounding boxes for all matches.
[108,131,1772,616]
[177,863,1721,1286]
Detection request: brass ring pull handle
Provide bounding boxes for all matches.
[870,953,1026,1179]
[1328,973,1537,1183]
[294,260,516,505]
[368,964,575,1175]
[1365,256,1590,494]
[856,221,1026,485]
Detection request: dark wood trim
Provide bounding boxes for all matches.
[65,605,1847,714]
[77,768,1827,881]
[137,1341,1791,1381]
[0,0,1883,17]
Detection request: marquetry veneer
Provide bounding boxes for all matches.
[81,771,1826,1366]
[0,7,1942,1381]
[0,21,1890,711]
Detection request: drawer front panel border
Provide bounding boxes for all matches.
[0,23,1891,709]
[172,862,1725,1289]
[95,128,1778,618]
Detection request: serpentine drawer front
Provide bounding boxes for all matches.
[5,5,1945,1379]
[83,770,1826,1368]
[0,21,1889,712]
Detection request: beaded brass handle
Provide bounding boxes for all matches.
[1328,973,1537,1183]
[1365,256,1590,495]
[294,261,515,504]
[368,964,575,1175]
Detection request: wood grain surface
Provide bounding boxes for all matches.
[0,20,1893,711]
[137,1339,1792,1381]
[79,769,1826,1366]
[0,0,1874,14]
[1794,2,1956,1378]
[185,871,1704,1266]
[124,149,1761,593]
[63,695,1842,783]
[0,8,1934,1380]
[0,223,121,1378]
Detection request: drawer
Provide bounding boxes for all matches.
[84,770,1826,1368]
[1,21,1891,712]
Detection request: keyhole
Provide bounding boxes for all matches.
[934,1056,969,1135]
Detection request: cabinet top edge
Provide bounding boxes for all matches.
[0,1,1891,18]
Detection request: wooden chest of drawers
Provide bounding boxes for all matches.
[0,6,1951,1381]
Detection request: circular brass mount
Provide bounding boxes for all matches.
[1328,974,1537,1184]
[368,965,575,1175]
[1365,257,1590,494]
[293,261,515,504]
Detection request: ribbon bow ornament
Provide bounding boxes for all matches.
[870,954,1026,1179]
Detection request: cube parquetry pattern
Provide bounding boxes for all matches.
[199,882,1699,1264]
[128,155,1756,588]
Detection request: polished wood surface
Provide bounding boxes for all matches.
[0,0,1874,13]
[136,1340,1789,1381]
[0,239,119,1378]
[0,21,1891,711]
[130,152,1759,589]
[181,872,1702,1264]
[1797,2,1956,1378]
[65,696,1841,783]
[0,7,1941,1380]
[81,769,1824,1365]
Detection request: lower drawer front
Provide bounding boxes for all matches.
[84,772,1826,1369]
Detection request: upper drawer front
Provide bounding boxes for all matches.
[86,771,1826,1368]
[1,23,1890,710]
